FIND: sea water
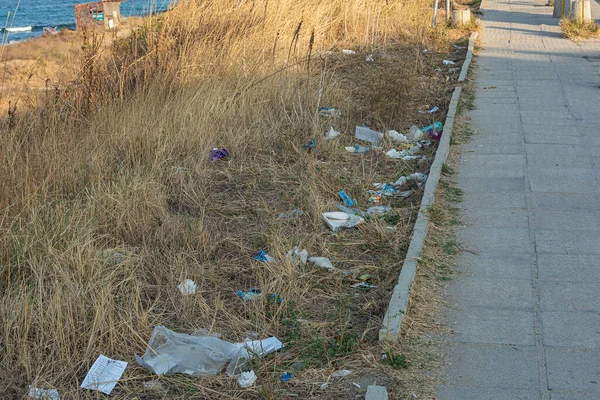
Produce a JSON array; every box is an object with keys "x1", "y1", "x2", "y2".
[{"x1": 0, "y1": 0, "x2": 171, "y2": 42}]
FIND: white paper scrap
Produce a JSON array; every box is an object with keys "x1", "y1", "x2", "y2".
[
  {"x1": 28, "y1": 386, "x2": 60, "y2": 400},
  {"x1": 80, "y1": 354, "x2": 128, "y2": 395},
  {"x1": 355, "y1": 126, "x2": 384, "y2": 144}
]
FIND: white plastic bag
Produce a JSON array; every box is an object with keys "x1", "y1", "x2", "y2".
[
  {"x1": 136, "y1": 326, "x2": 284, "y2": 378},
  {"x1": 135, "y1": 326, "x2": 239, "y2": 376},
  {"x1": 355, "y1": 126, "x2": 384, "y2": 144},
  {"x1": 308, "y1": 257, "x2": 334, "y2": 271},
  {"x1": 238, "y1": 370, "x2": 257, "y2": 388}
]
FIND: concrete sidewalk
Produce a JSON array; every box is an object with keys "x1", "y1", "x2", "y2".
[{"x1": 436, "y1": 0, "x2": 600, "y2": 399}]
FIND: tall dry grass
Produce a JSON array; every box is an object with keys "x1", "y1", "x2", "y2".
[{"x1": 0, "y1": 0, "x2": 453, "y2": 398}]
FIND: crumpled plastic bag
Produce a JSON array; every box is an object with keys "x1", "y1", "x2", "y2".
[
  {"x1": 135, "y1": 326, "x2": 283, "y2": 377},
  {"x1": 237, "y1": 370, "x2": 257, "y2": 388}
]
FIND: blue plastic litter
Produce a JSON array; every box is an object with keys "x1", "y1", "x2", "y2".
[
  {"x1": 338, "y1": 190, "x2": 355, "y2": 207},
  {"x1": 421, "y1": 121, "x2": 443, "y2": 134},
  {"x1": 236, "y1": 288, "x2": 262, "y2": 301},
  {"x1": 255, "y1": 250, "x2": 275, "y2": 263},
  {"x1": 280, "y1": 372, "x2": 292, "y2": 382},
  {"x1": 303, "y1": 139, "x2": 316, "y2": 150},
  {"x1": 381, "y1": 183, "x2": 399, "y2": 196}
]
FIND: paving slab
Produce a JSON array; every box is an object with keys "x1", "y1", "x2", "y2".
[
  {"x1": 541, "y1": 312, "x2": 600, "y2": 349},
  {"x1": 535, "y1": 229, "x2": 600, "y2": 254},
  {"x1": 536, "y1": 253, "x2": 600, "y2": 282},
  {"x1": 538, "y1": 281, "x2": 600, "y2": 312},
  {"x1": 437, "y1": 385, "x2": 542, "y2": 399},
  {"x1": 447, "y1": 276, "x2": 534, "y2": 309},
  {"x1": 545, "y1": 349, "x2": 600, "y2": 393},
  {"x1": 443, "y1": 343, "x2": 541, "y2": 389},
  {"x1": 447, "y1": 307, "x2": 536, "y2": 345},
  {"x1": 453, "y1": 253, "x2": 534, "y2": 280}
]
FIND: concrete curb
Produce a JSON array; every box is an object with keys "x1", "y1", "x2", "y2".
[
  {"x1": 379, "y1": 86, "x2": 462, "y2": 341},
  {"x1": 379, "y1": 27, "x2": 478, "y2": 342},
  {"x1": 458, "y1": 31, "x2": 478, "y2": 82}
]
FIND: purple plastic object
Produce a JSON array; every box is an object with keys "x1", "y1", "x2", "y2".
[{"x1": 210, "y1": 148, "x2": 229, "y2": 161}]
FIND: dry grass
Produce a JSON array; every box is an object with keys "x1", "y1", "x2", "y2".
[
  {"x1": 559, "y1": 17, "x2": 600, "y2": 40},
  {"x1": 0, "y1": 0, "x2": 470, "y2": 398}
]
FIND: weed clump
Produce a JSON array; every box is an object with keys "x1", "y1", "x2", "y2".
[{"x1": 560, "y1": 18, "x2": 600, "y2": 40}]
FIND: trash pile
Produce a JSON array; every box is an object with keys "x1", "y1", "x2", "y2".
[{"x1": 41, "y1": 98, "x2": 443, "y2": 398}]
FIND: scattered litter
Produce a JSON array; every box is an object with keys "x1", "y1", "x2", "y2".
[
  {"x1": 287, "y1": 247, "x2": 309, "y2": 265},
  {"x1": 368, "y1": 192, "x2": 382, "y2": 203},
  {"x1": 336, "y1": 204, "x2": 366, "y2": 217},
  {"x1": 322, "y1": 211, "x2": 364, "y2": 232},
  {"x1": 423, "y1": 48, "x2": 429, "y2": 53},
  {"x1": 385, "y1": 149, "x2": 421, "y2": 160},
  {"x1": 308, "y1": 257, "x2": 334, "y2": 271},
  {"x1": 448, "y1": 67, "x2": 460, "y2": 73},
  {"x1": 385, "y1": 130, "x2": 408, "y2": 143},
  {"x1": 280, "y1": 372, "x2": 292, "y2": 382},
  {"x1": 367, "y1": 205, "x2": 392, "y2": 215},
  {"x1": 345, "y1": 145, "x2": 370, "y2": 153},
  {"x1": 255, "y1": 250, "x2": 275, "y2": 263},
  {"x1": 238, "y1": 371, "x2": 257, "y2": 388},
  {"x1": 320, "y1": 383, "x2": 329, "y2": 390},
  {"x1": 291, "y1": 362, "x2": 305, "y2": 370},
  {"x1": 177, "y1": 279, "x2": 197, "y2": 295},
  {"x1": 28, "y1": 386, "x2": 59, "y2": 400},
  {"x1": 407, "y1": 125, "x2": 424, "y2": 141},
  {"x1": 355, "y1": 126, "x2": 384, "y2": 144},
  {"x1": 418, "y1": 105, "x2": 439, "y2": 114},
  {"x1": 236, "y1": 288, "x2": 262, "y2": 302},
  {"x1": 143, "y1": 380, "x2": 165, "y2": 390},
  {"x1": 421, "y1": 121, "x2": 443, "y2": 135},
  {"x1": 442, "y1": 60, "x2": 455, "y2": 65},
  {"x1": 331, "y1": 369, "x2": 353, "y2": 377},
  {"x1": 325, "y1": 126, "x2": 341, "y2": 140},
  {"x1": 366, "y1": 54, "x2": 374, "y2": 62},
  {"x1": 358, "y1": 274, "x2": 373, "y2": 282},
  {"x1": 392, "y1": 172, "x2": 428, "y2": 187},
  {"x1": 338, "y1": 190, "x2": 355, "y2": 207},
  {"x1": 279, "y1": 208, "x2": 304, "y2": 219},
  {"x1": 319, "y1": 107, "x2": 341, "y2": 117},
  {"x1": 135, "y1": 326, "x2": 283, "y2": 377},
  {"x1": 453, "y1": 44, "x2": 466, "y2": 49},
  {"x1": 352, "y1": 282, "x2": 378, "y2": 289},
  {"x1": 303, "y1": 139, "x2": 316, "y2": 150},
  {"x1": 483, "y1": 86, "x2": 497, "y2": 89},
  {"x1": 209, "y1": 148, "x2": 229, "y2": 162},
  {"x1": 172, "y1": 166, "x2": 188, "y2": 173},
  {"x1": 370, "y1": 183, "x2": 405, "y2": 198},
  {"x1": 353, "y1": 382, "x2": 361, "y2": 388},
  {"x1": 342, "y1": 49, "x2": 356, "y2": 55},
  {"x1": 80, "y1": 354, "x2": 128, "y2": 395}
]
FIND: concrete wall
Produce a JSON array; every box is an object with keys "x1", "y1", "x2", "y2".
[{"x1": 103, "y1": 2, "x2": 121, "y2": 29}]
